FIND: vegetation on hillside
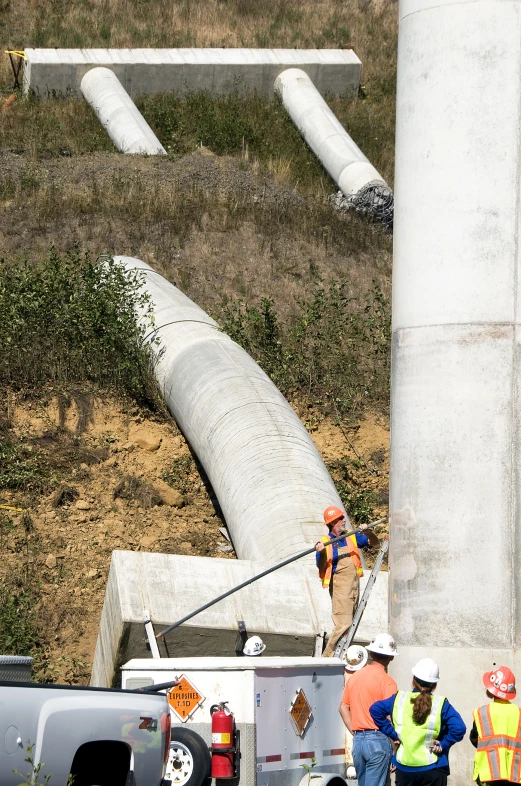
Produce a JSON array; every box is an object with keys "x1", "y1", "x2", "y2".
[
  {"x1": 0, "y1": 250, "x2": 165, "y2": 668},
  {"x1": 1, "y1": 1, "x2": 397, "y2": 189},
  {"x1": 0, "y1": 0, "x2": 397, "y2": 672},
  {"x1": 215, "y1": 279, "x2": 390, "y2": 418},
  {"x1": 0, "y1": 250, "x2": 161, "y2": 406}
]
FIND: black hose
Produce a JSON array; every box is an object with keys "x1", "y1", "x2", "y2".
[{"x1": 156, "y1": 517, "x2": 386, "y2": 638}]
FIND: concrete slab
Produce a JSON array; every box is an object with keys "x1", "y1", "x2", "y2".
[
  {"x1": 91, "y1": 550, "x2": 388, "y2": 687},
  {"x1": 23, "y1": 48, "x2": 361, "y2": 99}
]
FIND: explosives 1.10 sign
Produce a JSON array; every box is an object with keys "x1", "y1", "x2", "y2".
[{"x1": 167, "y1": 675, "x2": 205, "y2": 722}]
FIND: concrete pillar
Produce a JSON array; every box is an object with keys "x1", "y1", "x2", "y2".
[
  {"x1": 80, "y1": 67, "x2": 166, "y2": 155},
  {"x1": 274, "y1": 68, "x2": 393, "y2": 224},
  {"x1": 390, "y1": 1, "x2": 521, "y2": 782}
]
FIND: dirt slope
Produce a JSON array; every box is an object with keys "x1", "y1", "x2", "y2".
[{"x1": 0, "y1": 390, "x2": 388, "y2": 683}]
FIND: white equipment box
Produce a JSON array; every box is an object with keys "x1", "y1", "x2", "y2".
[{"x1": 121, "y1": 657, "x2": 348, "y2": 786}]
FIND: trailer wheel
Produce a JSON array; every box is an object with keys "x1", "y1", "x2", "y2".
[{"x1": 166, "y1": 727, "x2": 211, "y2": 786}]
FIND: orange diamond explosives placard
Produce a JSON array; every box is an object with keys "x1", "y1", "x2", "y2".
[
  {"x1": 290, "y1": 688, "x2": 312, "y2": 737},
  {"x1": 167, "y1": 674, "x2": 205, "y2": 722}
]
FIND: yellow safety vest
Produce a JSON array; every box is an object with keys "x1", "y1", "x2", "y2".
[
  {"x1": 473, "y1": 701, "x2": 521, "y2": 783},
  {"x1": 392, "y1": 691, "x2": 445, "y2": 767},
  {"x1": 318, "y1": 534, "x2": 363, "y2": 587}
]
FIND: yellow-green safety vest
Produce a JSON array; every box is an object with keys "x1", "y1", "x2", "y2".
[
  {"x1": 392, "y1": 691, "x2": 445, "y2": 767},
  {"x1": 473, "y1": 701, "x2": 521, "y2": 783}
]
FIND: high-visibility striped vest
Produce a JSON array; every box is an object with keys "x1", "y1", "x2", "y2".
[
  {"x1": 392, "y1": 691, "x2": 445, "y2": 767},
  {"x1": 318, "y1": 535, "x2": 364, "y2": 588},
  {"x1": 473, "y1": 701, "x2": 521, "y2": 783}
]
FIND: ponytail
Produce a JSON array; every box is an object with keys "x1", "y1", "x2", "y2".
[{"x1": 410, "y1": 678, "x2": 435, "y2": 725}]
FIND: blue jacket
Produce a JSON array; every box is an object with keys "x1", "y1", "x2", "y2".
[
  {"x1": 315, "y1": 532, "x2": 369, "y2": 574},
  {"x1": 369, "y1": 691, "x2": 466, "y2": 773}
]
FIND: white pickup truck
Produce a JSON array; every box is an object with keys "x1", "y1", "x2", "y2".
[{"x1": 0, "y1": 675, "x2": 175, "y2": 786}]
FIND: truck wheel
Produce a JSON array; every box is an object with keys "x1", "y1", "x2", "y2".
[{"x1": 166, "y1": 727, "x2": 211, "y2": 786}]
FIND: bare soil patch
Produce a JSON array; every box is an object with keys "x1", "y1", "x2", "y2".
[{"x1": 0, "y1": 390, "x2": 388, "y2": 683}]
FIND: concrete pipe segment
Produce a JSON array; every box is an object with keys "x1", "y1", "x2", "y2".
[
  {"x1": 390, "y1": 0, "x2": 521, "y2": 782},
  {"x1": 274, "y1": 68, "x2": 393, "y2": 224},
  {"x1": 114, "y1": 257, "x2": 343, "y2": 565},
  {"x1": 80, "y1": 67, "x2": 166, "y2": 155}
]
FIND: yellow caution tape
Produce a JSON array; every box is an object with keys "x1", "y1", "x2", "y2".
[
  {"x1": 0, "y1": 504, "x2": 24, "y2": 512},
  {"x1": 5, "y1": 50, "x2": 27, "y2": 60}
]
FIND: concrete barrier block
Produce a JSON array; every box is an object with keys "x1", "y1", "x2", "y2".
[
  {"x1": 91, "y1": 550, "x2": 388, "y2": 687},
  {"x1": 24, "y1": 48, "x2": 361, "y2": 99}
]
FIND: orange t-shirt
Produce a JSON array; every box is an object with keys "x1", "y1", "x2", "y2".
[{"x1": 341, "y1": 662, "x2": 398, "y2": 731}]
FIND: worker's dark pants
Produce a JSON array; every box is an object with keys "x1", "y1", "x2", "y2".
[
  {"x1": 477, "y1": 781, "x2": 516, "y2": 786},
  {"x1": 395, "y1": 766, "x2": 449, "y2": 786}
]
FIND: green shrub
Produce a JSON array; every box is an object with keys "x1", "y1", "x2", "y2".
[
  {"x1": 0, "y1": 250, "x2": 161, "y2": 408},
  {"x1": 163, "y1": 455, "x2": 196, "y2": 495},
  {"x1": 0, "y1": 579, "x2": 39, "y2": 656},
  {"x1": 327, "y1": 458, "x2": 377, "y2": 524},
  {"x1": 215, "y1": 279, "x2": 391, "y2": 417},
  {"x1": 138, "y1": 90, "x2": 329, "y2": 192},
  {"x1": 0, "y1": 438, "x2": 50, "y2": 492}
]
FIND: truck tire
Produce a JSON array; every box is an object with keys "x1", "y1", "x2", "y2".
[{"x1": 166, "y1": 727, "x2": 211, "y2": 786}]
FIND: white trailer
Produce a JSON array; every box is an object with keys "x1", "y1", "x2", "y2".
[{"x1": 121, "y1": 657, "x2": 349, "y2": 786}]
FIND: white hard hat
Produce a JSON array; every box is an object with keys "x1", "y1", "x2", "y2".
[
  {"x1": 243, "y1": 636, "x2": 266, "y2": 656},
  {"x1": 412, "y1": 658, "x2": 440, "y2": 684},
  {"x1": 343, "y1": 645, "x2": 368, "y2": 672},
  {"x1": 367, "y1": 633, "x2": 398, "y2": 658}
]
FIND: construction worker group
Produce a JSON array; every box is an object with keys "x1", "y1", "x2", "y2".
[
  {"x1": 316, "y1": 505, "x2": 521, "y2": 786},
  {"x1": 339, "y1": 635, "x2": 520, "y2": 786}
]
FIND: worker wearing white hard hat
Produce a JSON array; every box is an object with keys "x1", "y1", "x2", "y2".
[
  {"x1": 339, "y1": 633, "x2": 398, "y2": 786},
  {"x1": 367, "y1": 633, "x2": 399, "y2": 658},
  {"x1": 370, "y1": 658, "x2": 466, "y2": 786},
  {"x1": 243, "y1": 636, "x2": 266, "y2": 656},
  {"x1": 343, "y1": 645, "x2": 368, "y2": 674}
]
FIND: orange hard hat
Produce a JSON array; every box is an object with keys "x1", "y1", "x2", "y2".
[
  {"x1": 483, "y1": 666, "x2": 516, "y2": 700},
  {"x1": 323, "y1": 506, "x2": 345, "y2": 527}
]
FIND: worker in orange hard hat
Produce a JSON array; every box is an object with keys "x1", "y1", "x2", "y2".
[
  {"x1": 316, "y1": 505, "x2": 378, "y2": 657},
  {"x1": 470, "y1": 666, "x2": 521, "y2": 785}
]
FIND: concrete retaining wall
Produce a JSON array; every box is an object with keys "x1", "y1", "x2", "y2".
[
  {"x1": 24, "y1": 48, "x2": 361, "y2": 99},
  {"x1": 91, "y1": 551, "x2": 389, "y2": 687}
]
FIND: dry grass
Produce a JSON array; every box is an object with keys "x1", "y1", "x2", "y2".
[
  {"x1": 1, "y1": 0, "x2": 397, "y2": 186},
  {"x1": 113, "y1": 475, "x2": 163, "y2": 509},
  {"x1": 0, "y1": 150, "x2": 392, "y2": 320},
  {"x1": 2, "y1": 1, "x2": 396, "y2": 64},
  {"x1": 0, "y1": 96, "x2": 112, "y2": 156}
]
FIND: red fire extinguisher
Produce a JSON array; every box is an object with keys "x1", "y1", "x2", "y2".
[{"x1": 210, "y1": 701, "x2": 237, "y2": 779}]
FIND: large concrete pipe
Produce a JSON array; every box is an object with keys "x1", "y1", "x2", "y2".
[
  {"x1": 114, "y1": 257, "x2": 343, "y2": 565},
  {"x1": 81, "y1": 67, "x2": 166, "y2": 155},
  {"x1": 390, "y1": 1, "x2": 521, "y2": 781},
  {"x1": 274, "y1": 68, "x2": 393, "y2": 225}
]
